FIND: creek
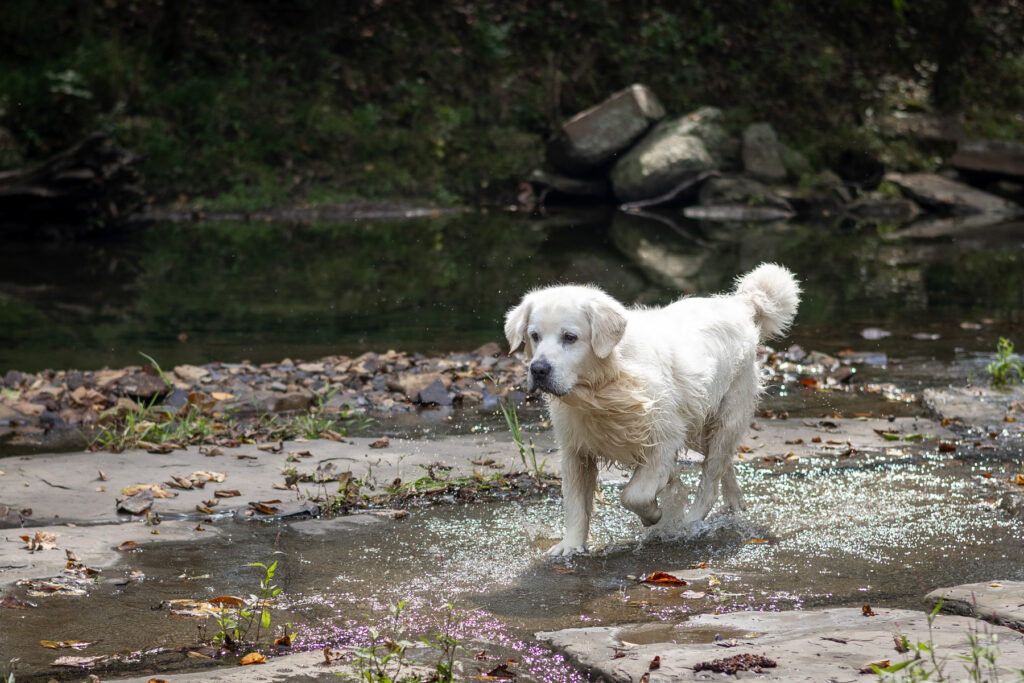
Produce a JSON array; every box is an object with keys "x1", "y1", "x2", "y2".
[{"x1": 2, "y1": 209, "x2": 1023, "y2": 681}]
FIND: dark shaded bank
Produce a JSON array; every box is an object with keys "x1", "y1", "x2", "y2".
[{"x1": 1, "y1": 1, "x2": 1022, "y2": 208}]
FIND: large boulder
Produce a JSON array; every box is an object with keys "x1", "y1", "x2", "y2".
[
  {"x1": 609, "y1": 108, "x2": 729, "y2": 202},
  {"x1": 951, "y1": 139, "x2": 1024, "y2": 179},
  {"x1": 547, "y1": 84, "x2": 665, "y2": 175},
  {"x1": 885, "y1": 172, "x2": 1023, "y2": 216},
  {"x1": 742, "y1": 122, "x2": 787, "y2": 181}
]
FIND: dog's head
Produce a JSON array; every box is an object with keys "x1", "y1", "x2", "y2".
[{"x1": 504, "y1": 285, "x2": 627, "y2": 395}]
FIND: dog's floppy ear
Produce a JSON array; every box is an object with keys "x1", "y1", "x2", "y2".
[
  {"x1": 504, "y1": 298, "x2": 532, "y2": 354},
  {"x1": 588, "y1": 297, "x2": 626, "y2": 359}
]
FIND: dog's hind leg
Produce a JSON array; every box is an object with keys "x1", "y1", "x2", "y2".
[
  {"x1": 548, "y1": 452, "x2": 599, "y2": 556},
  {"x1": 621, "y1": 452, "x2": 674, "y2": 526},
  {"x1": 721, "y1": 461, "x2": 745, "y2": 512},
  {"x1": 686, "y1": 407, "x2": 750, "y2": 523}
]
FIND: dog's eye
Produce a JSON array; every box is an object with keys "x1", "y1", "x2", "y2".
[
  {"x1": 530, "y1": 331, "x2": 540, "y2": 343},
  {"x1": 562, "y1": 332, "x2": 578, "y2": 345}
]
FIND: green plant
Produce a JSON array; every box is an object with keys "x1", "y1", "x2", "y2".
[
  {"x1": 874, "y1": 598, "x2": 1024, "y2": 682},
  {"x1": 499, "y1": 398, "x2": 546, "y2": 480},
  {"x1": 211, "y1": 560, "x2": 283, "y2": 651},
  {"x1": 987, "y1": 337, "x2": 1023, "y2": 388},
  {"x1": 344, "y1": 601, "x2": 417, "y2": 682},
  {"x1": 341, "y1": 600, "x2": 463, "y2": 683}
]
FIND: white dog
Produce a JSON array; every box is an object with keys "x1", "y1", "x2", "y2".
[{"x1": 504, "y1": 263, "x2": 800, "y2": 556}]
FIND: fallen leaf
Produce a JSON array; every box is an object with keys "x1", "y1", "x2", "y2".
[
  {"x1": 196, "y1": 505, "x2": 215, "y2": 514},
  {"x1": 117, "y1": 540, "x2": 139, "y2": 551},
  {"x1": 473, "y1": 663, "x2": 516, "y2": 679},
  {"x1": 642, "y1": 571, "x2": 687, "y2": 586},
  {"x1": 97, "y1": 470, "x2": 109, "y2": 481},
  {"x1": 1, "y1": 595, "x2": 31, "y2": 609},
  {"x1": 258, "y1": 442, "x2": 283, "y2": 453},
  {"x1": 649, "y1": 655, "x2": 661, "y2": 670},
  {"x1": 211, "y1": 392, "x2": 234, "y2": 401},
  {"x1": 743, "y1": 538, "x2": 768, "y2": 544},
  {"x1": 214, "y1": 488, "x2": 241, "y2": 498},
  {"x1": 53, "y1": 654, "x2": 107, "y2": 667},
  {"x1": 22, "y1": 531, "x2": 59, "y2": 551},
  {"x1": 369, "y1": 436, "x2": 390, "y2": 448},
  {"x1": 860, "y1": 659, "x2": 890, "y2": 673},
  {"x1": 274, "y1": 634, "x2": 292, "y2": 647},
  {"x1": 40, "y1": 639, "x2": 96, "y2": 649},
  {"x1": 209, "y1": 596, "x2": 245, "y2": 607},
  {"x1": 248, "y1": 501, "x2": 280, "y2": 515},
  {"x1": 200, "y1": 445, "x2": 224, "y2": 456},
  {"x1": 120, "y1": 483, "x2": 175, "y2": 498},
  {"x1": 239, "y1": 652, "x2": 266, "y2": 665},
  {"x1": 862, "y1": 604, "x2": 877, "y2": 617}
]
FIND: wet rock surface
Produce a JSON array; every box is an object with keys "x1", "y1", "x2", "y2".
[{"x1": 537, "y1": 605, "x2": 1024, "y2": 682}]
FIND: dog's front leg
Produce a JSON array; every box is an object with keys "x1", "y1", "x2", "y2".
[
  {"x1": 621, "y1": 453, "x2": 674, "y2": 526},
  {"x1": 547, "y1": 452, "x2": 598, "y2": 557}
]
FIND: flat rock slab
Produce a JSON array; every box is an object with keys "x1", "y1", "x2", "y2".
[
  {"x1": 952, "y1": 139, "x2": 1024, "y2": 178},
  {"x1": 886, "y1": 172, "x2": 1023, "y2": 216},
  {"x1": 0, "y1": 434, "x2": 550, "y2": 529},
  {"x1": 1, "y1": 520, "x2": 225, "y2": 589},
  {"x1": 537, "y1": 607, "x2": 1024, "y2": 682},
  {"x1": 927, "y1": 580, "x2": 1024, "y2": 631},
  {"x1": 923, "y1": 384, "x2": 1024, "y2": 429}
]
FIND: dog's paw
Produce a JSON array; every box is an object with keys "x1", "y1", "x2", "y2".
[{"x1": 546, "y1": 540, "x2": 586, "y2": 557}]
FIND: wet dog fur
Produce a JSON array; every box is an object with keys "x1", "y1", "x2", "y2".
[{"x1": 504, "y1": 263, "x2": 800, "y2": 556}]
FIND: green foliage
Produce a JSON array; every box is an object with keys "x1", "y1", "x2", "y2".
[
  {"x1": 211, "y1": 560, "x2": 283, "y2": 652},
  {"x1": 499, "y1": 398, "x2": 546, "y2": 479},
  {"x1": 2, "y1": 0, "x2": 1021, "y2": 204},
  {"x1": 987, "y1": 337, "x2": 1023, "y2": 388},
  {"x1": 340, "y1": 601, "x2": 462, "y2": 683},
  {"x1": 874, "y1": 599, "x2": 1024, "y2": 682}
]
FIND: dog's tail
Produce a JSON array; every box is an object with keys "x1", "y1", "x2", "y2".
[{"x1": 733, "y1": 263, "x2": 800, "y2": 340}]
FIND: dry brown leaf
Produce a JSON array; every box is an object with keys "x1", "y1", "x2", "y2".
[
  {"x1": 239, "y1": 652, "x2": 266, "y2": 665},
  {"x1": 642, "y1": 571, "x2": 687, "y2": 586},
  {"x1": 22, "y1": 531, "x2": 59, "y2": 551},
  {"x1": 116, "y1": 540, "x2": 139, "y2": 551},
  {"x1": 214, "y1": 488, "x2": 241, "y2": 498}
]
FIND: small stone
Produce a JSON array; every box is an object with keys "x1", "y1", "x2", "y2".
[
  {"x1": 173, "y1": 364, "x2": 210, "y2": 383},
  {"x1": 417, "y1": 379, "x2": 452, "y2": 406}
]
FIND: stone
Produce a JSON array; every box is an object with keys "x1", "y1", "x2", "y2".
[
  {"x1": 742, "y1": 122, "x2": 787, "y2": 181},
  {"x1": 472, "y1": 342, "x2": 502, "y2": 358},
  {"x1": 846, "y1": 197, "x2": 921, "y2": 222},
  {"x1": 272, "y1": 392, "x2": 313, "y2": 413},
  {"x1": 527, "y1": 168, "x2": 611, "y2": 200},
  {"x1": 547, "y1": 84, "x2": 666, "y2": 174},
  {"x1": 952, "y1": 139, "x2": 1024, "y2": 179},
  {"x1": 926, "y1": 580, "x2": 1024, "y2": 631},
  {"x1": 536, "y1": 607, "x2": 1024, "y2": 683},
  {"x1": 878, "y1": 111, "x2": 965, "y2": 142},
  {"x1": 693, "y1": 176, "x2": 794, "y2": 222},
  {"x1": 3, "y1": 369, "x2": 23, "y2": 387},
  {"x1": 172, "y1": 364, "x2": 210, "y2": 383},
  {"x1": 417, "y1": 378, "x2": 452, "y2": 406},
  {"x1": 395, "y1": 372, "x2": 449, "y2": 402},
  {"x1": 115, "y1": 372, "x2": 169, "y2": 400},
  {"x1": 610, "y1": 116, "x2": 717, "y2": 202},
  {"x1": 885, "y1": 172, "x2": 1023, "y2": 216}
]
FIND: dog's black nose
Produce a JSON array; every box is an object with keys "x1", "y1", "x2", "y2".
[{"x1": 530, "y1": 360, "x2": 552, "y2": 381}]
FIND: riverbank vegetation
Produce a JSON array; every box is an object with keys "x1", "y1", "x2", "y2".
[{"x1": 1, "y1": 1, "x2": 1022, "y2": 208}]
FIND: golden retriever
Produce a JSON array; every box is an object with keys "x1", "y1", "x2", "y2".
[{"x1": 504, "y1": 263, "x2": 800, "y2": 556}]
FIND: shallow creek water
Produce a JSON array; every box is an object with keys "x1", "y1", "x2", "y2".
[
  {"x1": 4, "y1": 439, "x2": 1023, "y2": 680},
  {"x1": 3, "y1": 211, "x2": 1024, "y2": 679}
]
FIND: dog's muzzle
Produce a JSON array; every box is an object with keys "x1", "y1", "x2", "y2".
[{"x1": 529, "y1": 359, "x2": 566, "y2": 395}]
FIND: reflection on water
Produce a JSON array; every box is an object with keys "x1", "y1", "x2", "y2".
[{"x1": 1, "y1": 209, "x2": 1022, "y2": 374}]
